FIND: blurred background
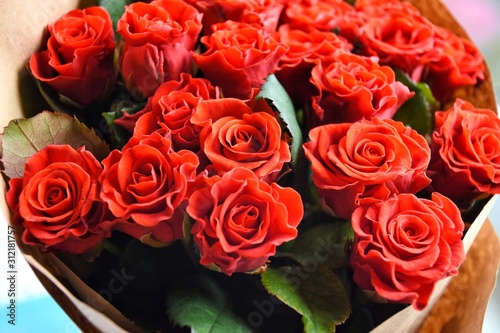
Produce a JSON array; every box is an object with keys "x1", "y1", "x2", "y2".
[{"x1": 0, "y1": 0, "x2": 499, "y2": 332}]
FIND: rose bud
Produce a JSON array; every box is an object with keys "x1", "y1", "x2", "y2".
[{"x1": 117, "y1": 0, "x2": 203, "y2": 100}]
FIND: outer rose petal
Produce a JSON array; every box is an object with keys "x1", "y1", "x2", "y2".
[{"x1": 187, "y1": 168, "x2": 303, "y2": 275}]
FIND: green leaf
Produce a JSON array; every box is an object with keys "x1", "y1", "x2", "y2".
[
  {"x1": 257, "y1": 74, "x2": 303, "y2": 169},
  {"x1": 291, "y1": 221, "x2": 353, "y2": 269},
  {"x1": 261, "y1": 266, "x2": 351, "y2": 333},
  {"x1": 166, "y1": 274, "x2": 252, "y2": 333},
  {"x1": 103, "y1": 110, "x2": 132, "y2": 151},
  {"x1": 393, "y1": 70, "x2": 439, "y2": 136},
  {"x1": 99, "y1": 0, "x2": 133, "y2": 33},
  {"x1": 1, "y1": 111, "x2": 110, "y2": 179},
  {"x1": 102, "y1": 84, "x2": 146, "y2": 150}
]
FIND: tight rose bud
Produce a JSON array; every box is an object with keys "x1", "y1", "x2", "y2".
[{"x1": 117, "y1": 0, "x2": 203, "y2": 100}]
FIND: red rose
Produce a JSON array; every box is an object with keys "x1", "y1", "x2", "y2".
[
  {"x1": 355, "y1": 0, "x2": 419, "y2": 15},
  {"x1": 303, "y1": 118, "x2": 431, "y2": 219},
  {"x1": 99, "y1": 133, "x2": 199, "y2": 245},
  {"x1": 357, "y1": 8, "x2": 442, "y2": 80},
  {"x1": 275, "y1": 24, "x2": 352, "y2": 70},
  {"x1": 350, "y1": 193, "x2": 465, "y2": 310},
  {"x1": 310, "y1": 51, "x2": 413, "y2": 125},
  {"x1": 193, "y1": 20, "x2": 287, "y2": 99},
  {"x1": 427, "y1": 99, "x2": 500, "y2": 207},
  {"x1": 274, "y1": 24, "x2": 352, "y2": 108},
  {"x1": 116, "y1": 73, "x2": 220, "y2": 155},
  {"x1": 187, "y1": 168, "x2": 303, "y2": 275},
  {"x1": 187, "y1": 0, "x2": 284, "y2": 34},
  {"x1": 6, "y1": 145, "x2": 111, "y2": 254},
  {"x1": 283, "y1": 0, "x2": 356, "y2": 34},
  {"x1": 191, "y1": 96, "x2": 291, "y2": 183},
  {"x1": 28, "y1": 6, "x2": 116, "y2": 107},
  {"x1": 426, "y1": 28, "x2": 485, "y2": 101},
  {"x1": 117, "y1": 0, "x2": 202, "y2": 99}
]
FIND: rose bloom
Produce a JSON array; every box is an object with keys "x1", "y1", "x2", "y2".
[
  {"x1": 191, "y1": 95, "x2": 291, "y2": 183},
  {"x1": 187, "y1": 168, "x2": 303, "y2": 275},
  {"x1": 357, "y1": 8, "x2": 442, "y2": 80},
  {"x1": 283, "y1": 0, "x2": 355, "y2": 32},
  {"x1": 117, "y1": 0, "x2": 202, "y2": 99},
  {"x1": 426, "y1": 28, "x2": 485, "y2": 101},
  {"x1": 427, "y1": 99, "x2": 500, "y2": 208},
  {"x1": 29, "y1": 6, "x2": 116, "y2": 107},
  {"x1": 274, "y1": 24, "x2": 352, "y2": 108},
  {"x1": 283, "y1": 0, "x2": 362, "y2": 42},
  {"x1": 6, "y1": 145, "x2": 112, "y2": 254},
  {"x1": 99, "y1": 133, "x2": 199, "y2": 245},
  {"x1": 355, "y1": 0, "x2": 420, "y2": 16},
  {"x1": 310, "y1": 51, "x2": 414, "y2": 125},
  {"x1": 193, "y1": 20, "x2": 287, "y2": 99},
  {"x1": 186, "y1": 0, "x2": 284, "y2": 35},
  {"x1": 275, "y1": 24, "x2": 352, "y2": 70},
  {"x1": 303, "y1": 118, "x2": 431, "y2": 219},
  {"x1": 350, "y1": 193, "x2": 465, "y2": 310},
  {"x1": 115, "y1": 73, "x2": 219, "y2": 154}
]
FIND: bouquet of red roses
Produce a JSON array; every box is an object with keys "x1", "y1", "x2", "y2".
[{"x1": 1, "y1": 0, "x2": 498, "y2": 332}]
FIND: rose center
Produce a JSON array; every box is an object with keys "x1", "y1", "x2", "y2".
[
  {"x1": 233, "y1": 130, "x2": 252, "y2": 144},
  {"x1": 46, "y1": 186, "x2": 67, "y2": 206},
  {"x1": 386, "y1": 214, "x2": 433, "y2": 259},
  {"x1": 355, "y1": 140, "x2": 385, "y2": 166},
  {"x1": 225, "y1": 123, "x2": 264, "y2": 154},
  {"x1": 232, "y1": 204, "x2": 260, "y2": 229},
  {"x1": 128, "y1": 162, "x2": 166, "y2": 200}
]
